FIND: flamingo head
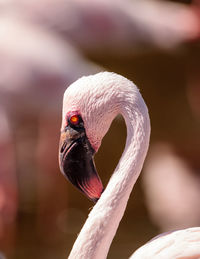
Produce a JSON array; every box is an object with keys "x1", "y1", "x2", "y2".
[{"x1": 59, "y1": 72, "x2": 131, "y2": 202}]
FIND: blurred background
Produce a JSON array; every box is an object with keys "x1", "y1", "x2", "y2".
[{"x1": 0, "y1": 0, "x2": 200, "y2": 258}]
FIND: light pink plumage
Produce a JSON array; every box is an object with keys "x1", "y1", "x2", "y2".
[
  {"x1": 131, "y1": 227, "x2": 200, "y2": 259},
  {"x1": 7, "y1": 0, "x2": 200, "y2": 51},
  {"x1": 60, "y1": 72, "x2": 200, "y2": 259}
]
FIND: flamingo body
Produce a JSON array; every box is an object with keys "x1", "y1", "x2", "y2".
[{"x1": 131, "y1": 227, "x2": 200, "y2": 259}]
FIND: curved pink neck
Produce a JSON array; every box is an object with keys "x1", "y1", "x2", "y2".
[{"x1": 69, "y1": 94, "x2": 150, "y2": 259}]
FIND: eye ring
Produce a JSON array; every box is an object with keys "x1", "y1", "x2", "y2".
[
  {"x1": 67, "y1": 112, "x2": 84, "y2": 128},
  {"x1": 69, "y1": 114, "x2": 80, "y2": 125}
]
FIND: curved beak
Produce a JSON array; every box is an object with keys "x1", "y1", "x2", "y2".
[{"x1": 59, "y1": 127, "x2": 103, "y2": 202}]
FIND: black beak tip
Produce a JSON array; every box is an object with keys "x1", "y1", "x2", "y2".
[{"x1": 59, "y1": 127, "x2": 104, "y2": 203}]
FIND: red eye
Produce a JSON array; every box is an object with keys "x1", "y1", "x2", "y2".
[{"x1": 69, "y1": 115, "x2": 79, "y2": 125}]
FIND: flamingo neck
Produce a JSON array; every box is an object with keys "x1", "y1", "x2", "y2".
[{"x1": 69, "y1": 93, "x2": 150, "y2": 259}]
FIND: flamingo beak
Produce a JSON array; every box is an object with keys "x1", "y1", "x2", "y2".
[{"x1": 59, "y1": 127, "x2": 103, "y2": 202}]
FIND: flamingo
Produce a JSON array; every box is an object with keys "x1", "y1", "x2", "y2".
[
  {"x1": 1, "y1": 0, "x2": 200, "y2": 53},
  {"x1": 59, "y1": 72, "x2": 200, "y2": 258},
  {"x1": 0, "y1": 13, "x2": 100, "y2": 250}
]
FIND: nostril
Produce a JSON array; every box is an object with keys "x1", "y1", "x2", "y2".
[{"x1": 60, "y1": 141, "x2": 67, "y2": 153}]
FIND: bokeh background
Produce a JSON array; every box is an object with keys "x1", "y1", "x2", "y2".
[{"x1": 0, "y1": 0, "x2": 200, "y2": 258}]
